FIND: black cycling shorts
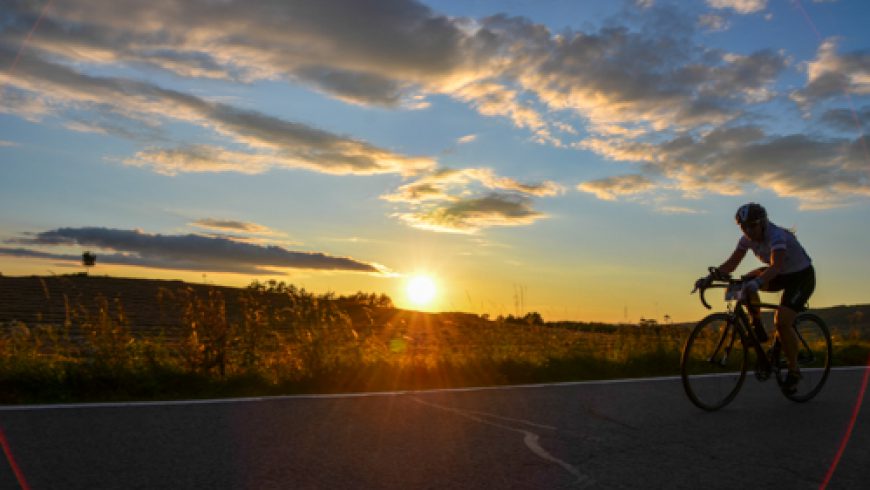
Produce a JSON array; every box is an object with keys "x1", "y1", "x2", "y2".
[{"x1": 754, "y1": 265, "x2": 816, "y2": 312}]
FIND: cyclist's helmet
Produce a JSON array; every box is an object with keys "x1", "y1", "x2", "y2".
[{"x1": 735, "y1": 202, "x2": 767, "y2": 226}]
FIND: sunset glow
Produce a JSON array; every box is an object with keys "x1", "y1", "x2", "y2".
[
  {"x1": 1, "y1": 0, "x2": 868, "y2": 323},
  {"x1": 406, "y1": 275, "x2": 437, "y2": 308}
]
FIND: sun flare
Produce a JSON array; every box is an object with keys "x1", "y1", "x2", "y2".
[{"x1": 406, "y1": 275, "x2": 437, "y2": 307}]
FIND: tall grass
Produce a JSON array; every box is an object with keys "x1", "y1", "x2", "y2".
[{"x1": 1, "y1": 282, "x2": 867, "y2": 403}]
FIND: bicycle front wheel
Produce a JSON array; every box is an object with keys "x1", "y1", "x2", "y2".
[
  {"x1": 775, "y1": 313, "x2": 832, "y2": 402},
  {"x1": 681, "y1": 313, "x2": 748, "y2": 411}
]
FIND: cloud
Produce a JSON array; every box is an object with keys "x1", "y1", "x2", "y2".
[
  {"x1": 495, "y1": 14, "x2": 787, "y2": 138},
  {"x1": 0, "y1": 140, "x2": 18, "y2": 147},
  {"x1": 706, "y1": 0, "x2": 767, "y2": 14},
  {"x1": 791, "y1": 39, "x2": 870, "y2": 109},
  {"x1": 698, "y1": 14, "x2": 730, "y2": 32},
  {"x1": 585, "y1": 125, "x2": 870, "y2": 207},
  {"x1": 1, "y1": 0, "x2": 864, "y2": 210},
  {"x1": 292, "y1": 65, "x2": 408, "y2": 106},
  {"x1": 122, "y1": 142, "x2": 433, "y2": 177},
  {"x1": 382, "y1": 167, "x2": 560, "y2": 232},
  {"x1": 819, "y1": 106, "x2": 870, "y2": 132},
  {"x1": 451, "y1": 80, "x2": 549, "y2": 139},
  {"x1": 0, "y1": 248, "x2": 73, "y2": 262},
  {"x1": 382, "y1": 167, "x2": 563, "y2": 204},
  {"x1": 2, "y1": 0, "x2": 791, "y2": 148},
  {"x1": 5, "y1": 227, "x2": 384, "y2": 275},
  {"x1": 457, "y1": 134, "x2": 478, "y2": 144},
  {"x1": 0, "y1": 46, "x2": 435, "y2": 177},
  {"x1": 573, "y1": 137, "x2": 657, "y2": 163},
  {"x1": 658, "y1": 206, "x2": 702, "y2": 214},
  {"x1": 0, "y1": 87, "x2": 51, "y2": 121},
  {"x1": 394, "y1": 193, "x2": 546, "y2": 234},
  {"x1": 2, "y1": 0, "x2": 482, "y2": 106},
  {"x1": 577, "y1": 174, "x2": 656, "y2": 201},
  {"x1": 190, "y1": 219, "x2": 276, "y2": 235}
]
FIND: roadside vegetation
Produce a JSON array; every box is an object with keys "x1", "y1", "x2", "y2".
[{"x1": 1, "y1": 277, "x2": 868, "y2": 404}]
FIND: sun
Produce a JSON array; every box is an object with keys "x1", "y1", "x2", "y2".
[{"x1": 406, "y1": 275, "x2": 437, "y2": 307}]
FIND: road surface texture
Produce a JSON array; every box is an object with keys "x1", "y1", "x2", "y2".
[{"x1": 1, "y1": 369, "x2": 867, "y2": 489}]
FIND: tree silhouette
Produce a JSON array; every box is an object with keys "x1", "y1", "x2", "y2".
[{"x1": 82, "y1": 251, "x2": 96, "y2": 274}]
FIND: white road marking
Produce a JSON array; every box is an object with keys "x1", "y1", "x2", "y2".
[
  {"x1": 410, "y1": 396, "x2": 593, "y2": 488},
  {"x1": 0, "y1": 367, "x2": 865, "y2": 412}
]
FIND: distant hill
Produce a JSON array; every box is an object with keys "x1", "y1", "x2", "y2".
[
  {"x1": 0, "y1": 274, "x2": 232, "y2": 335},
  {"x1": 0, "y1": 274, "x2": 868, "y2": 338},
  {"x1": 0, "y1": 274, "x2": 489, "y2": 342}
]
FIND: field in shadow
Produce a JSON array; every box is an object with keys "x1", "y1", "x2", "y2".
[{"x1": 1, "y1": 275, "x2": 867, "y2": 403}]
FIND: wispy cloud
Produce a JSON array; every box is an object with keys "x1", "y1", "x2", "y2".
[
  {"x1": 577, "y1": 174, "x2": 656, "y2": 201},
  {"x1": 706, "y1": 0, "x2": 767, "y2": 14},
  {"x1": 457, "y1": 134, "x2": 478, "y2": 144},
  {"x1": 190, "y1": 219, "x2": 276, "y2": 236},
  {"x1": 698, "y1": 14, "x2": 730, "y2": 32},
  {"x1": 0, "y1": 46, "x2": 435, "y2": 177},
  {"x1": 4, "y1": 227, "x2": 385, "y2": 275},
  {"x1": 658, "y1": 205, "x2": 702, "y2": 215}
]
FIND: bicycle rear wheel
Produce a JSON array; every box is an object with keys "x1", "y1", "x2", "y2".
[
  {"x1": 681, "y1": 313, "x2": 748, "y2": 411},
  {"x1": 775, "y1": 313, "x2": 832, "y2": 402}
]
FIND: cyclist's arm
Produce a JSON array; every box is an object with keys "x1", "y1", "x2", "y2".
[{"x1": 717, "y1": 247, "x2": 747, "y2": 274}]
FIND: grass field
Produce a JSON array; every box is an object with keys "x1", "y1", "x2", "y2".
[{"x1": 1, "y1": 276, "x2": 868, "y2": 404}]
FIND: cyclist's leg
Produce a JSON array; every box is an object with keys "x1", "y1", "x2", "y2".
[
  {"x1": 775, "y1": 306, "x2": 800, "y2": 372},
  {"x1": 775, "y1": 266, "x2": 816, "y2": 374}
]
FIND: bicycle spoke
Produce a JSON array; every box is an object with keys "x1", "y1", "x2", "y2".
[{"x1": 682, "y1": 314, "x2": 747, "y2": 411}]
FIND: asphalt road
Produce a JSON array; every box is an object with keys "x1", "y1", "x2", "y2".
[{"x1": 1, "y1": 368, "x2": 868, "y2": 489}]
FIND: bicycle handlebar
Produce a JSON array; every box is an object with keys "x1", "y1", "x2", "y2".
[{"x1": 692, "y1": 266, "x2": 742, "y2": 310}]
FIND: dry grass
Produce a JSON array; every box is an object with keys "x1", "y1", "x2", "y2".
[{"x1": 1, "y1": 277, "x2": 867, "y2": 403}]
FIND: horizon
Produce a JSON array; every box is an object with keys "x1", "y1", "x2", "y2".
[
  {"x1": 2, "y1": 0, "x2": 869, "y2": 323},
  {"x1": 2, "y1": 272, "x2": 867, "y2": 327}
]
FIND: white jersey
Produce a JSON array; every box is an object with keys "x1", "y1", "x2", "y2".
[{"x1": 737, "y1": 221, "x2": 812, "y2": 274}]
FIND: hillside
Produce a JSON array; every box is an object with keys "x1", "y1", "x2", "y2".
[{"x1": 1, "y1": 274, "x2": 868, "y2": 337}]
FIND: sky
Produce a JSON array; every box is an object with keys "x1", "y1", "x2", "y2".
[{"x1": 1, "y1": 0, "x2": 868, "y2": 323}]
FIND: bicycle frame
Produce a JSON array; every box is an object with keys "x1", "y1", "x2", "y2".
[
  {"x1": 698, "y1": 279, "x2": 781, "y2": 377},
  {"x1": 735, "y1": 297, "x2": 779, "y2": 374}
]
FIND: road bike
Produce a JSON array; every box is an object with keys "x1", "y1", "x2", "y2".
[{"x1": 681, "y1": 268, "x2": 832, "y2": 411}]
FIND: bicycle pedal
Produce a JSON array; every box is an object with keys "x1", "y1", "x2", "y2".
[{"x1": 754, "y1": 362, "x2": 772, "y2": 381}]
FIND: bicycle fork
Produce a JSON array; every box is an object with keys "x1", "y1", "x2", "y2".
[{"x1": 708, "y1": 322, "x2": 740, "y2": 366}]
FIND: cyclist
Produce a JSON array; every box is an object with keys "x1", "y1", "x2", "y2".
[{"x1": 697, "y1": 203, "x2": 815, "y2": 394}]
